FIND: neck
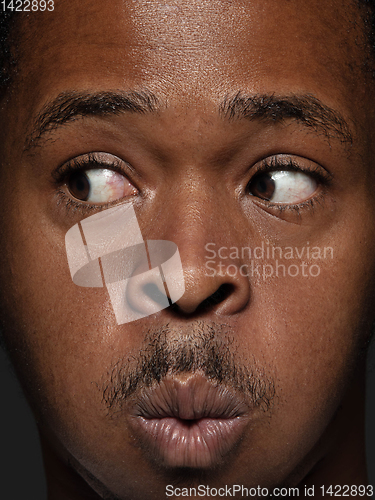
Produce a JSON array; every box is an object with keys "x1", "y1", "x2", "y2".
[
  {"x1": 40, "y1": 433, "x2": 102, "y2": 500},
  {"x1": 299, "y1": 367, "x2": 368, "y2": 497}
]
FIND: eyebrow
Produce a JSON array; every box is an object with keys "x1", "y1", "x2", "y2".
[
  {"x1": 219, "y1": 91, "x2": 353, "y2": 144},
  {"x1": 25, "y1": 89, "x2": 161, "y2": 150},
  {"x1": 25, "y1": 89, "x2": 353, "y2": 150}
]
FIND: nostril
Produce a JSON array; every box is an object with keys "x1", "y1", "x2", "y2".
[
  {"x1": 171, "y1": 284, "x2": 234, "y2": 315},
  {"x1": 198, "y1": 284, "x2": 234, "y2": 312}
]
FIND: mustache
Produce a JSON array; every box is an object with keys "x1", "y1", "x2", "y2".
[{"x1": 101, "y1": 321, "x2": 276, "y2": 413}]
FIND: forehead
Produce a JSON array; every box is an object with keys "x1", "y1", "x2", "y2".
[{"x1": 13, "y1": 0, "x2": 365, "y2": 120}]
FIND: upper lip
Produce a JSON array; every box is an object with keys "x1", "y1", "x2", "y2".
[{"x1": 130, "y1": 372, "x2": 250, "y2": 420}]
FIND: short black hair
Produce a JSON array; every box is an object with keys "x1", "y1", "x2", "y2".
[
  {"x1": 360, "y1": 1, "x2": 375, "y2": 70},
  {"x1": 1, "y1": 3, "x2": 375, "y2": 97},
  {"x1": 0, "y1": 11, "x2": 17, "y2": 95}
]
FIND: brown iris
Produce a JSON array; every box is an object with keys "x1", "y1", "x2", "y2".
[
  {"x1": 67, "y1": 172, "x2": 90, "y2": 201},
  {"x1": 248, "y1": 173, "x2": 276, "y2": 201}
]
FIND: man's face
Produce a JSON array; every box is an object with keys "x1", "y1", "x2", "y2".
[{"x1": 1, "y1": 0, "x2": 375, "y2": 498}]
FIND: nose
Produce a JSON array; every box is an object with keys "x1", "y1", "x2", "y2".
[
  {"x1": 172, "y1": 252, "x2": 250, "y2": 316},
  {"x1": 154, "y1": 194, "x2": 252, "y2": 317}
]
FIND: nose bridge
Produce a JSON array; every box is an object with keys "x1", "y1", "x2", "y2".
[{"x1": 164, "y1": 177, "x2": 230, "y2": 261}]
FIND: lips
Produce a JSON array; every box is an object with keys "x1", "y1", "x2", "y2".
[{"x1": 128, "y1": 372, "x2": 250, "y2": 468}]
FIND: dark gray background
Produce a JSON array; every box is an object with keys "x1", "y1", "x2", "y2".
[{"x1": 1, "y1": 341, "x2": 375, "y2": 499}]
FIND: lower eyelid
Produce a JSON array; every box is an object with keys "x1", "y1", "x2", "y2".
[
  {"x1": 55, "y1": 189, "x2": 100, "y2": 217},
  {"x1": 265, "y1": 188, "x2": 327, "y2": 217}
]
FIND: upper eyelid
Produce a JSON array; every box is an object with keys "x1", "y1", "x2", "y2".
[
  {"x1": 52, "y1": 152, "x2": 135, "y2": 183},
  {"x1": 255, "y1": 155, "x2": 333, "y2": 183}
]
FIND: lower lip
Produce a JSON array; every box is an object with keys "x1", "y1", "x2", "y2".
[{"x1": 132, "y1": 415, "x2": 247, "y2": 468}]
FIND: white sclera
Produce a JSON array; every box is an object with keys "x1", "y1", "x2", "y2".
[
  {"x1": 270, "y1": 171, "x2": 317, "y2": 203},
  {"x1": 86, "y1": 169, "x2": 134, "y2": 203}
]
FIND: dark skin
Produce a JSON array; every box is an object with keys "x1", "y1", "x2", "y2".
[{"x1": 1, "y1": 0, "x2": 375, "y2": 498}]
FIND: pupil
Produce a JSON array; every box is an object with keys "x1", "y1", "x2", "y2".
[
  {"x1": 258, "y1": 178, "x2": 268, "y2": 194},
  {"x1": 68, "y1": 172, "x2": 90, "y2": 201}
]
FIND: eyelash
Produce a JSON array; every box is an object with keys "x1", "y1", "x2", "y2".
[
  {"x1": 52, "y1": 153, "x2": 127, "y2": 182},
  {"x1": 53, "y1": 153, "x2": 136, "y2": 216},
  {"x1": 53, "y1": 154, "x2": 332, "y2": 217},
  {"x1": 247, "y1": 156, "x2": 332, "y2": 215}
]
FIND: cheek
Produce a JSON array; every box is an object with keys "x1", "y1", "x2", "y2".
[
  {"x1": 0, "y1": 222, "x2": 139, "y2": 481},
  {"x1": 261, "y1": 251, "x2": 372, "y2": 402},
  {"x1": 0, "y1": 202, "x2": 114, "y2": 408},
  {"x1": 227, "y1": 220, "x2": 375, "y2": 482},
  {"x1": 247, "y1": 198, "x2": 375, "y2": 404}
]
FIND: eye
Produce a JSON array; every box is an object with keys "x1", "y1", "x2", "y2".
[
  {"x1": 67, "y1": 168, "x2": 137, "y2": 203},
  {"x1": 248, "y1": 170, "x2": 318, "y2": 204}
]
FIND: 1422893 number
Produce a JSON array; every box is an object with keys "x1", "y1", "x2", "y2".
[{"x1": 1, "y1": 0, "x2": 54, "y2": 11}]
